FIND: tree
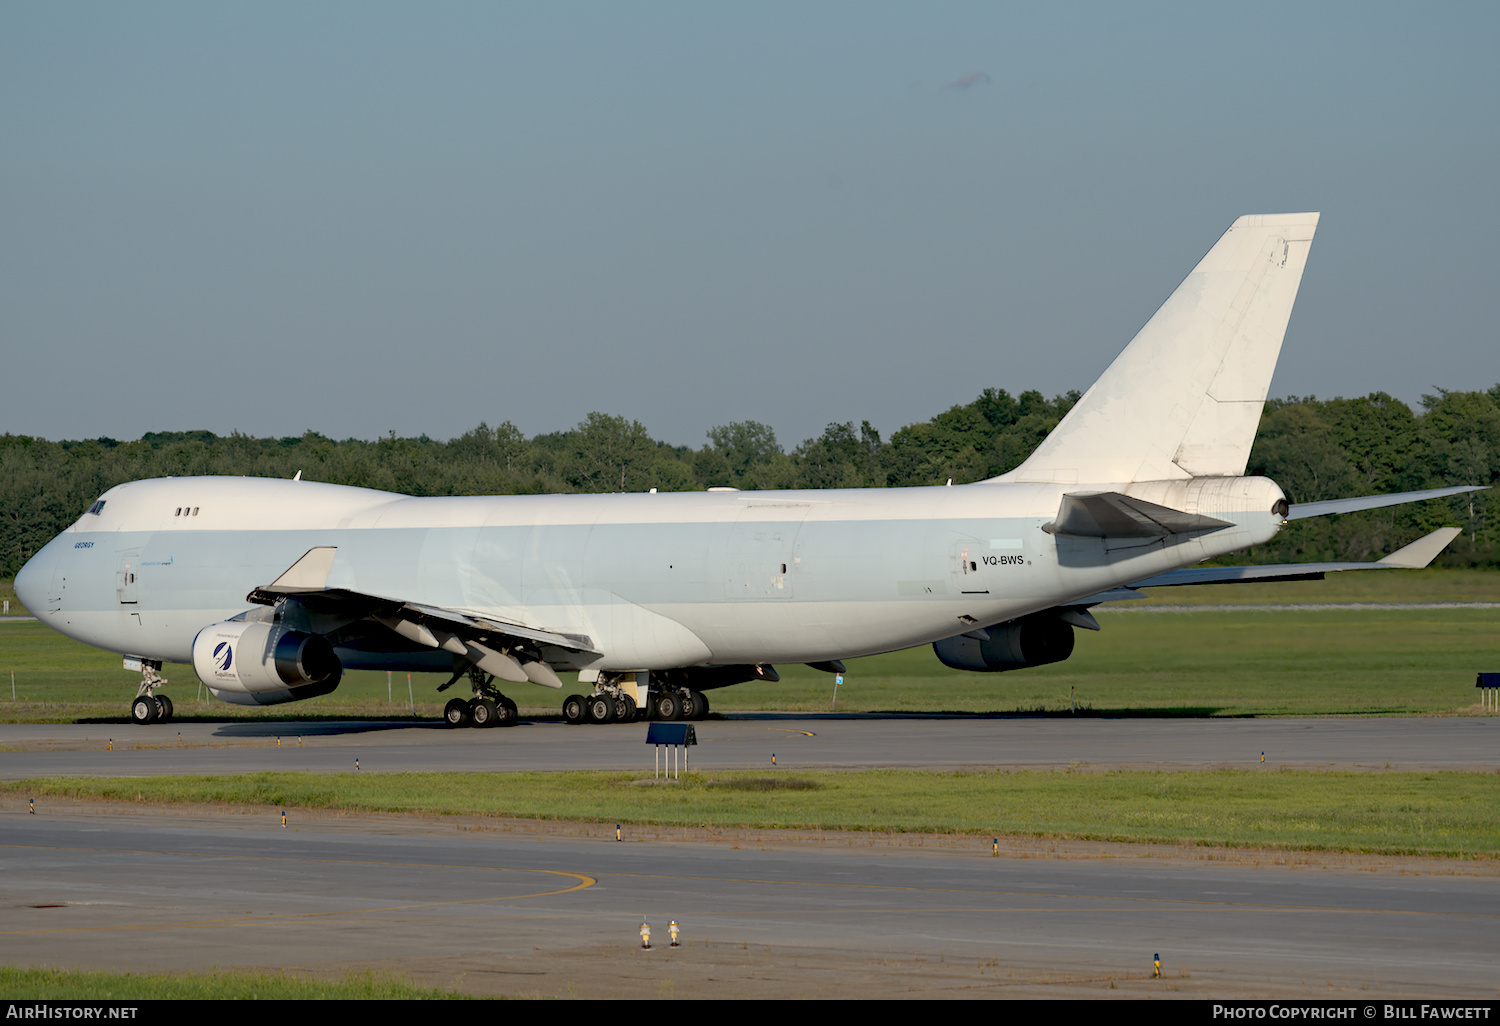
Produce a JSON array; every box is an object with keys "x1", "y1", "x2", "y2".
[
  {"x1": 706, "y1": 421, "x2": 783, "y2": 484},
  {"x1": 565, "y1": 413, "x2": 657, "y2": 492}
]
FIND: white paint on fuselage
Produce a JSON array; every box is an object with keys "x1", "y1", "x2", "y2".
[
  {"x1": 17, "y1": 474, "x2": 1286, "y2": 671},
  {"x1": 14, "y1": 214, "x2": 1320, "y2": 680}
]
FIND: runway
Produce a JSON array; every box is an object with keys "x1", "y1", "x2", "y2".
[
  {"x1": 0, "y1": 713, "x2": 1495, "y2": 778},
  {"x1": 3, "y1": 802, "x2": 1496, "y2": 999}
]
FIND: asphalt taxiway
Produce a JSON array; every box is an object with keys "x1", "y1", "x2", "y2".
[
  {"x1": 0, "y1": 714, "x2": 1495, "y2": 778},
  {"x1": 3, "y1": 802, "x2": 1497, "y2": 999},
  {"x1": 1, "y1": 714, "x2": 1496, "y2": 998}
]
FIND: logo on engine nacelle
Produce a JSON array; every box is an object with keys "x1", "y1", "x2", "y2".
[{"x1": 212, "y1": 642, "x2": 233, "y2": 673}]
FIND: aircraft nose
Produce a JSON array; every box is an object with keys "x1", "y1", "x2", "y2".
[{"x1": 14, "y1": 543, "x2": 56, "y2": 614}]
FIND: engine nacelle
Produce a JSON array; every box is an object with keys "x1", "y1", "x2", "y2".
[
  {"x1": 933, "y1": 615, "x2": 1075, "y2": 672},
  {"x1": 191, "y1": 621, "x2": 342, "y2": 706}
]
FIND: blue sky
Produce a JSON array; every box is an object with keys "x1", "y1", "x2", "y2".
[{"x1": 4, "y1": 2, "x2": 1497, "y2": 446}]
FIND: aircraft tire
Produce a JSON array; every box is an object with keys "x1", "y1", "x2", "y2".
[
  {"x1": 562, "y1": 695, "x2": 586, "y2": 724},
  {"x1": 443, "y1": 698, "x2": 471, "y2": 728},
  {"x1": 678, "y1": 689, "x2": 700, "y2": 720},
  {"x1": 494, "y1": 701, "x2": 517, "y2": 727},
  {"x1": 693, "y1": 690, "x2": 709, "y2": 719},
  {"x1": 156, "y1": 695, "x2": 174, "y2": 722},
  {"x1": 131, "y1": 696, "x2": 158, "y2": 725},
  {"x1": 471, "y1": 698, "x2": 497, "y2": 728},
  {"x1": 613, "y1": 695, "x2": 637, "y2": 723},
  {"x1": 652, "y1": 691, "x2": 683, "y2": 722},
  {"x1": 585, "y1": 694, "x2": 616, "y2": 725}
]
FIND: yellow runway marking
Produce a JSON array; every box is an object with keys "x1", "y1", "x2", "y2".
[{"x1": 6, "y1": 842, "x2": 1492, "y2": 939}]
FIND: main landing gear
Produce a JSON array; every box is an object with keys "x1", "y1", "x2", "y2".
[
  {"x1": 562, "y1": 682, "x2": 709, "y2": 725},
  {"x1": 441, "y1": 665, "x2": 518, "y2": 729},
  {"x1": 129, "y1": 660, "x2": 173, "y2": 725},
  {"x1": 561, "y1": 681, "x2": 639, "y2": 724}
]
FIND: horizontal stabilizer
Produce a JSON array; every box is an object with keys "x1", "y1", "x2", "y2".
[
  {"x1": 1376, "y1": 526, "x2": 1463, "y2": 568},
  {"x1": 1074, "y1": 526, "x2": 1465, "y2": 601},
  {"x1": 1044, "y1": 491, "x2": 1232, "y2": 539},
  {"x1": 1287, "y1": 486, "x2": 1483, "y2": 520}
]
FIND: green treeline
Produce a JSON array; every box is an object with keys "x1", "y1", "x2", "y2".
[{"x1": 2, "y1": 386, "x2": 1495, "y2": 577}]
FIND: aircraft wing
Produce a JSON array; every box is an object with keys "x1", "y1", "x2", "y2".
[
  {"x1": 1042, "y1": 485, "x2": 1482, "y2": 543},
  {"x1": 246, "y1": 547, "x2": 597, "y2": 687},
  {"x1": 1070, "y1": 527, "x2": 1464, "y2": 605},
  {"x1": 397, "y1": 601, "x2": 596, "y2": 654}
]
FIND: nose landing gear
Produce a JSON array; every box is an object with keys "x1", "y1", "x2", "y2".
[{"x1": 128, "y1": 660, "x2": 172, "y2": 725}]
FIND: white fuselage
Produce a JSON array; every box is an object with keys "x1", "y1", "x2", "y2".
[{"x1": 16, "y1": 474, "x2": 1286, "y2": 673}]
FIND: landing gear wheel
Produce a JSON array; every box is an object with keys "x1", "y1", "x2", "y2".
[
  {"x1": 586, "y1": 693, "x2": 617, "y2": 724},
  {"x1": 494, "y1": 701, "x2": 518, "y2": 727},
  {"x1": 156, "y1": 695, "x2": 174, "y2": 722},
  {"x1": 652, "y1": 691, "x2": 683, "y2": 722},
  {"x1": 678, "y1": 690, "x2": 702, "y2": 720},
  {"x1": 613, "y1": 695, "x2": 637, "y2": 723},
  {"x1": 695, "y1": 691, "x2": 709, "y2": 718},
  {"x1": 443, "y1": 698, "x2": 472, "y2": 728},
  {"x1": 131, "y1": 696, "x2": 158, "y2": 725},
  {"x1": 562, "y1": 694, "x2": 586, "y2": 724},
  {"x1": 470, "y1": 698, "x2": 497, "y2": 728}
]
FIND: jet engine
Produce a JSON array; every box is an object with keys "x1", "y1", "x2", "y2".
[
  {"x1": 932, "y1": 613, "x2": 1075, "y2": 672},
  {"x1": 191, "y1": 621, "x2": 342, "y2": 706}
]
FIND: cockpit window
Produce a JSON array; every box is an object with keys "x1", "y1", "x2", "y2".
[{"x1": 87, "y1": 500, "x2": 106, "y2": 515}]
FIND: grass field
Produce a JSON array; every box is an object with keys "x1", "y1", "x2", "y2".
[
  {"x1": 7, "y1": 767, "x2": 1495, "y2": 858},
  {"x1": 2, "y1": 571, "x2": 1494, "y2": 871},
  {"x1": 0, "y1": 570, "x2": 1495, "y2": 721},
  {"x1": 0, "y1": 577, "x2": 23, "y2": 617},
  {"x1": 4, "y1": 574, "x2": 1493, "y2": 1000}
]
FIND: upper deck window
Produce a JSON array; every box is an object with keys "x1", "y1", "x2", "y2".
[{"x1": 86, "y1": 500, "x2": 106, "y2": 515}]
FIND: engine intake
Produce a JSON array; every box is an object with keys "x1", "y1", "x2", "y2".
[
  {"x1": 932, "y1": 614, "x2": 1076, "y2": 672},
  {"x1": 191, "y1": 621, "x2": 342, "y2": 706}
]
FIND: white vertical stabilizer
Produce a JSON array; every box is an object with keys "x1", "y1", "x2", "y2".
[{"x1": 991, "y1": 213, "x2": 1319, "y2": 484}]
